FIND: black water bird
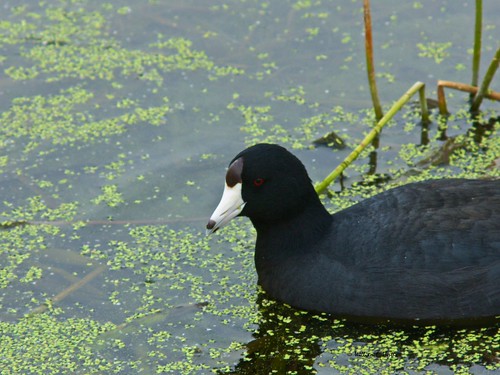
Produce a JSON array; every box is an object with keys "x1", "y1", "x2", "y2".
[{"x1": 206, "y1": 144, "x2": 500, "y2": 323}]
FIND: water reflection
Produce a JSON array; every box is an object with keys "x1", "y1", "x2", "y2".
[{"x1": 223, "y1": 292, "x2": 500, "y2": 374}]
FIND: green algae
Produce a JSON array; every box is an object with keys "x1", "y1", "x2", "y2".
[
  {"x1": 2, "y1": 5, "x2": 242, "y2": 84},
  {"x1": 91, "y1": 184, "x2": 125, "y2": 207},
  {"x1": 417, "y1": 41, "x2": 453, "y2": 64},
  {"x1": 0, "y1": 0, "x2": 498, "y2": 374},
  {"x1": 0, "y1": 312, "x2": 118, "y2": 374}
]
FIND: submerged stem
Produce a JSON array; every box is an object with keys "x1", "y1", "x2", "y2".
[{"x1": 28, "y1": 265, "x2": 106, "y2": 315}]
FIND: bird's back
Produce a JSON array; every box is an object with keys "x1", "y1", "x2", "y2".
[{"x1": 271, "y1": 179, "x2": 500, "y2": 321}]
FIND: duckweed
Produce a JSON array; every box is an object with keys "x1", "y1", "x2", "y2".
[{"x1": 0, "y1": 0, "x2": 498, "y2": 374}]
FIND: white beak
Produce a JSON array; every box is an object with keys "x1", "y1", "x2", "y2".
[{"x1": 206, "y1": 182, "x2": 246, "y2": 235}]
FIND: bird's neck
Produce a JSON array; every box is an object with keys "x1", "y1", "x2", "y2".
[{"x1": 252, "y1": 198, "x2": 332, "y2": 268}]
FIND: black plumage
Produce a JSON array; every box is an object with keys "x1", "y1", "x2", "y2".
[{"x1": 208, "y1": 143, "x2": 500, "y2": 323}]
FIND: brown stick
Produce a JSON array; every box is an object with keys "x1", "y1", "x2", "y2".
[{"x1": 437, "y1": 79, "x2": 500, "y2": 115}]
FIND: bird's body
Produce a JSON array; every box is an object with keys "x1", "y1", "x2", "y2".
[{"x1": 207, "y1": 144, "x2": 500, "y2": 323}]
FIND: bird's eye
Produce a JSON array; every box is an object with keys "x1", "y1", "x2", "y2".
[{"x1": 253, "y1": 178, "x2": 265, "y2": 187}]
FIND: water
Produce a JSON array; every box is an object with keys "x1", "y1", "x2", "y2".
[{"x1": 0, "y1": 0, "x2": 498, "y2": 374}]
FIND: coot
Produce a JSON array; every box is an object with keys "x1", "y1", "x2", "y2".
[{"x1": 206, "y1": 143, "x2": 500, "y2": 322}]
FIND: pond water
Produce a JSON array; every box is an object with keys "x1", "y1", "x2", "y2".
[{"x1": 0, "y1": 0, "x2": 499, "y2": 374}]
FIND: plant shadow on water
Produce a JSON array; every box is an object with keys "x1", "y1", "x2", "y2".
[{"x1": 223, "y1": 292, "x2": 500, "y2": 375}]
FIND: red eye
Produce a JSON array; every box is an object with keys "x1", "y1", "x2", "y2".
[{"x1": 253, "y1": 178, "x2": 265, "y2": 187}]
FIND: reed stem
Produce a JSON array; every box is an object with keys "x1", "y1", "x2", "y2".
[
  {"x1": 470, "y1": 46, "x2": 500, "y2": 112},
  {"x1": 363, "y1": 0, "x2": 384, "y2": 121},
  {"x1": 315, "y1": 82, "x2": 427, "y2": 194},
  {"x1": 471, "y1": 0, "x2": 482, "y2": 91}
]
